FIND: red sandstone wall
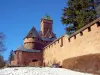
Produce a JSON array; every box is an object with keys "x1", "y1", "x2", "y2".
[
  {"x1": 22, "y1": 52, "x2": 43, "y2": 65},
  {"x1": 11, "y1": 51, "x2": 43, "y2": 66},
  {"x1": 11, "y1": 51, "x2": 23, "y2": 65},
  {"x1": 43, "y1": 21, "x2": 100, "y2": 66}
]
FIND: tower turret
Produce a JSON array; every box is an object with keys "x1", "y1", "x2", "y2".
[{"x1": 24, "y1": 26, "x2": 41, "y2": 50}]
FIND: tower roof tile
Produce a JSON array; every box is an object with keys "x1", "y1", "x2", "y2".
[{"x1": 25, "y1": 26, "x2": 40, "y2": 38}]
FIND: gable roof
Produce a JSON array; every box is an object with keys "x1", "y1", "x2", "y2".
[
  {"x1": 25, "y1": 26, "x2": 40, "y2": 38},
  {"x1": 44, "y1": 29, "x2": 56, "y2": 38}
]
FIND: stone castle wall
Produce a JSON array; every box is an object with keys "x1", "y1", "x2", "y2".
[
  {"x1": 22, "y1": 51, "x2": 43, "y2": 66},
  {"x1": 11, "y1": 51, "x2": 43, "y2": 66},
  {"x1": 43, "y1": 18, "x2": 100, "y2": 66}
]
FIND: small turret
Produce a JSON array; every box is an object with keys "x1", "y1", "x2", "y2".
[{"x1": 24, "y1": 26, "x2": 41, "y2": 50}]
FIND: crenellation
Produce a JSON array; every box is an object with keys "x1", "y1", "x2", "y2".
[
  {"x1": 96, "y1": 21, "x2": 100, "y2": 27},
  {"x1": 43, "y1": 18, "x2": 100, "y2": 67},
  {"x1": 68, "y1": 38, "x2": 71, "y2": 42},
  {"x1": 88, "y1": 27, "x2": 91, "y2": 32},
  {"x1": 74, "y1": 35, "x2": 76, "y2": 39},
  {"x1": 80, "y1": 31, "x2": 83, "y2": 36}
]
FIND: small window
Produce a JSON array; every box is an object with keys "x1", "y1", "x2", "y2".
[
  {"x1": 60, "y1": 38, "x2": 63, "y2": 47},
  {"x1": 32, "y1": 59, "x2": 38, "y2": 62},
  {"x1": 80, "y1": 31, "x2": 83, "y2": 36},
  {"x1": 88, "y1": 27, "x2": 91, "y2": 32}
]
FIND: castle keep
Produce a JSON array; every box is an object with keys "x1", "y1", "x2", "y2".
[{"x1": 12, "y1": 16, "x2": 100, "y2": 72}]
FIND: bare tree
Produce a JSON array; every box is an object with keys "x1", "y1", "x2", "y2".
[
  {"x1": 0, "y1": 32, "x2": 6, "y2": 68},
  {"x1": 0, "y1": 32, "x2": 6, "y2": 54}
]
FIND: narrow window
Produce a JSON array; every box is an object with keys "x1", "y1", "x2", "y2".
[{"x1": 60, "y1": 38, "x2": 63, "y2": 47}]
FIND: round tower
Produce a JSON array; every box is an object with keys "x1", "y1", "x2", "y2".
[{"x1": 24, "y1": 26, "x2": 41, "y2": 50}]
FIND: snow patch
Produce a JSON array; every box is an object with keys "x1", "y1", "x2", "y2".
[{"x1": 0, "y1": 67, "x2": 93, "y2": 75}]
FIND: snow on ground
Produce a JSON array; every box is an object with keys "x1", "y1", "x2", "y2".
[{"x1": 0, "y1": 67, "x2": 93, "y2": 75}]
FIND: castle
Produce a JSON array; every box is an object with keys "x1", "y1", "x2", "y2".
[
  {"x1": 11, "y1": 16, "x2": 100, "y2": 72},
  {"x1": 11, "y1": 15, "x2": 56, "y2": 66}
]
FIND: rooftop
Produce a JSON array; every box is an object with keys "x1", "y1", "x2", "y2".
[
  {"x1": 25, "y1": 26, "x2": 40, "y2": 38},
  {"x1": 15, "y1": 45, "x2": 41, "y2": 53},
  {"x1": 42, "y1": 14, "x2": 52, "y2": 20}
]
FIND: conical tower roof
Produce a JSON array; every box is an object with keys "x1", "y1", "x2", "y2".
[{"x1": 25, "y1": 26, "x2": 40, "y2": 38}]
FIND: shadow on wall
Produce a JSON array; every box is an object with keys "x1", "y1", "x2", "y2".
[
  {"x1": 29, "y1": 60, "x2": 42, "y2": 67},
  {"x1": 62, "y1": 53, "x2": 100, "y2": 74}
]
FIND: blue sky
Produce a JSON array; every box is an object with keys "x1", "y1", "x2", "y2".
[{"x1": 0, "y1": 0, "x2": 67, "y2": 60}]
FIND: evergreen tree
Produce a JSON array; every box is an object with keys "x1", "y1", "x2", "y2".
[
  {"x1": 96, "y1": 5, "x2": 100, "y2": 17},
  {"x1": 61, "y1": 0, "x2": 96, "y2": 35},
  {"x1": 8, "y1": 50, "x2": 14, "y2": 64}
]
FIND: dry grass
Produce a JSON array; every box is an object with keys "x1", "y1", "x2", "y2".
[{"x1": 62, "y1": 53, "x2": 100, "y2": 74}]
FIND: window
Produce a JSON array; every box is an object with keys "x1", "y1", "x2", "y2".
[
  {"x1": 32, "y1": 59, "x2": 38, "y2": 62},
  {"x1": 60, "y1": 38, "x2": 63, "y2": 47}
]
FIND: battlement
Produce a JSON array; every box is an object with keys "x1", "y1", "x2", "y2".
[
  {"x1": 69, "y1": 17, "x2": 100, "y2": 39},
  {"x1": 43, "y1": 17, "x2": 100, "y2": 50},
  {"x1": 43, "y1": 17, "x2": 100, "y2": 66}
]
